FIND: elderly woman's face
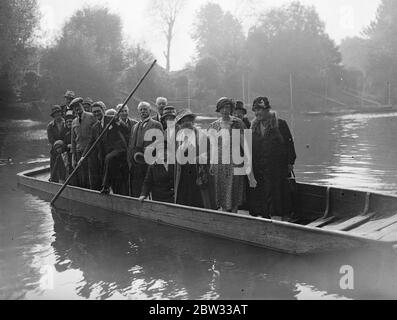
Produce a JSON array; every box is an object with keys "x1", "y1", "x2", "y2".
[
  {"x1": 139, "y1": 105, "x2": 150, "y2": 119},
  {"x1": 220, "y1": 104, "x2": 232, "y2": 117}
]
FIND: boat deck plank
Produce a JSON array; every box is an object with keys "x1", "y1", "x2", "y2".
[
  {"x1": 322, "y1": 213, "x2": 377, "y2": 232},
  {"x1": 351, "y1": 214, "x2": 397, "y2": 235},
  {"x1": 306, "y1": 216, "x2": 336, "y2": 228}
]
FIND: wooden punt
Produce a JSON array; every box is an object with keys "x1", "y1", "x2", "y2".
[{"x1": 17, "y1": 166, "x2": 397, "y2": 255}]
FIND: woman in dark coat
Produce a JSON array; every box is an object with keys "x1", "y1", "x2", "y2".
[
  {"x1": 248, "y1": 97, "x2": 297, "y2": 219},
  {"x1": 174, "y1": 110, "x2": 214, "y2": 209},
  {"x1": 139, "y1": 145, "x2": 175, "y2": 203}
]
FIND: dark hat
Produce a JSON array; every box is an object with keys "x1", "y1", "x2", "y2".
[
  {"x1": 65, "y1": 110, "x2": 75, "y2": 120},
  {"x1": 69, "y1": 97, "x2": 84, "y2": 108},
  {"x1": 50, "y1": 105, "x2": 62, "y2": 117},
  {"x1": 64, "y1": 90, "x2": 75, "y2": 99},
  {"x1": 82, "y1": 97, "x2": 93, "y2": 105},
  {"x1": 253, "y1": 97, "x2": 271, "y2": 110},
  {"x1": 216, "y1": 97, "x2": 235, "y2": 113},
  {"x1": 161, "y1": 106, "x2": 177, "y2": 121},
  {"x1": 235, "y1": 101, "x2": 247, "y2": 114},
  {"x1": 175, "y1": 109, "x2": 196, "y2": 125}
]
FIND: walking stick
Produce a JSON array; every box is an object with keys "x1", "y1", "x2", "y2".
[{"x1": 50, "y1": 60, "x2": 157, "y2": 205}]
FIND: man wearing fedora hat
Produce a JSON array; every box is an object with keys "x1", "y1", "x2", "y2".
[
  {"x1": 127, "y1": 102, "x2": 163, "y2": 197},
  {"x1": 47, "y1": 105, "x2": 67, "y2": 182}
]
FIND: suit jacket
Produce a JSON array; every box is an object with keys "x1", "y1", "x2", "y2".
[
  {"x1": 123, "y1": 118, "x2": 138, "y2": 137},
  {"x1": 127, "y1": 118, "x2": 163, "y2": 168},
  {"x1": 71, "y1": 112, "x2": 97, "y2": 155},
  {"x1": 102, "y1": 116, "x2": 129, "y2": 154},
  {"x1": 47, "y1": 120, "x2": 67, "y2": 148}
]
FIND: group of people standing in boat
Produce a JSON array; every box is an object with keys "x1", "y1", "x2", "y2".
[{"x1": 47, "y1": 90, "x2": 296, "y2": 219}]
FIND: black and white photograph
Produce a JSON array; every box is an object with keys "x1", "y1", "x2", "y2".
[{"x1": 1, "y1": 0, "x2": 397, "y2": 303}]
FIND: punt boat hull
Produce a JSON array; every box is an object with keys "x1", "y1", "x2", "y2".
[{"x1": 17, "y1": 167, "x2": 397, "y2": 254}]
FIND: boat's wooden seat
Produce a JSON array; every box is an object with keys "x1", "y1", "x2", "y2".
[
  {"x1": 367, "y1": 222, "x2": 397, "y2": 242},
  {"x1": 307, "y1": 216, "x2": 336, "y2": 228},
  {"x1": 351, "y1": 214, "x2": 397, "y2": 235},
  {"x1": 322, "y1": 212, "x2": 377, "y2": 232}
]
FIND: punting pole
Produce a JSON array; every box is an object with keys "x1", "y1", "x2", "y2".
[{"x1": 50, "y1": 60, "x2": 157, "y2": 205}]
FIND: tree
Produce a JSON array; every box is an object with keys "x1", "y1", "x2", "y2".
[
  {"x1": 40, "y1": 6, "x2": 125, "y2": 105},
  {"x1": 118, "y1": 43, "x2": 174, "y2": 107},
  {"x1": 0, "y1": 0, "x2": 39, "y2": 103},
  {"x1": 246, "y1": 1, "x2": 342, "y2": 109},
  {"x1": 192, "y1": 3, "x2": 246, "y2": 100},
  {"x1": 148, "y1": 0, "x2": 187, "y2": 72},
  {"x1": 362, "y1": 0, "x2": 397, "y2": 103}
]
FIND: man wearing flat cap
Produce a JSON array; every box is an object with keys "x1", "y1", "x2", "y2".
[
  {"x1": 47, "y1": 105, "x2": 67, "y2": 182},
  {"x1": 70, "y1": 97, "x2": 97, "y2": 189}
]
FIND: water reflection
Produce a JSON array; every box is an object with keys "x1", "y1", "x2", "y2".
[{"x1": 16, "y1": 197, "x2": 397, "y2": 300}]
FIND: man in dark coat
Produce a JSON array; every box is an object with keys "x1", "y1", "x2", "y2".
[
  {"x1": 86, "y1": 101, "x2": 106, "y2": 191},
  {"x1": 63, "y1": 110, "x2": 76, "y2": 183},
  {"x1": 248, "y1": 97, "x2": 297, "y2": 219},
  {"x1": 118, "y1": 104, "x2": 138, "y2": 138},
  {"x1": 70, "y1": 97, "x2": 97, "y2": 189},
  {"x1": 127, "y1": 102, "x2": 163, "y2": 197},
  {"x1": 47, "y1": 105, "x2": 67, "y2": 182},
  {"x1": 99, "y1": 109, "x2": 130, "y2": 195}
]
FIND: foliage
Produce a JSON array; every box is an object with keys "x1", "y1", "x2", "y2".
[
  {"x1": 362, "y1": 0, "x2": 397, "y2": 102},
  {"x1": 0, "y1": 0, "x2": 39, "y2": 103},
  {"x1": 246, "y1": 1, "x2": 342, "y2": 108},
  {"x1": 191, "y1": 3, "x2": 246, "y2": 105},
  {"x1": 40, "y1": 6, "x2": 124, "y2": 106}
]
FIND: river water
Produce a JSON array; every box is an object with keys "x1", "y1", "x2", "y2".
[{"x1": 1, "y1": 112, "x2": 397, "y2": 300}]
